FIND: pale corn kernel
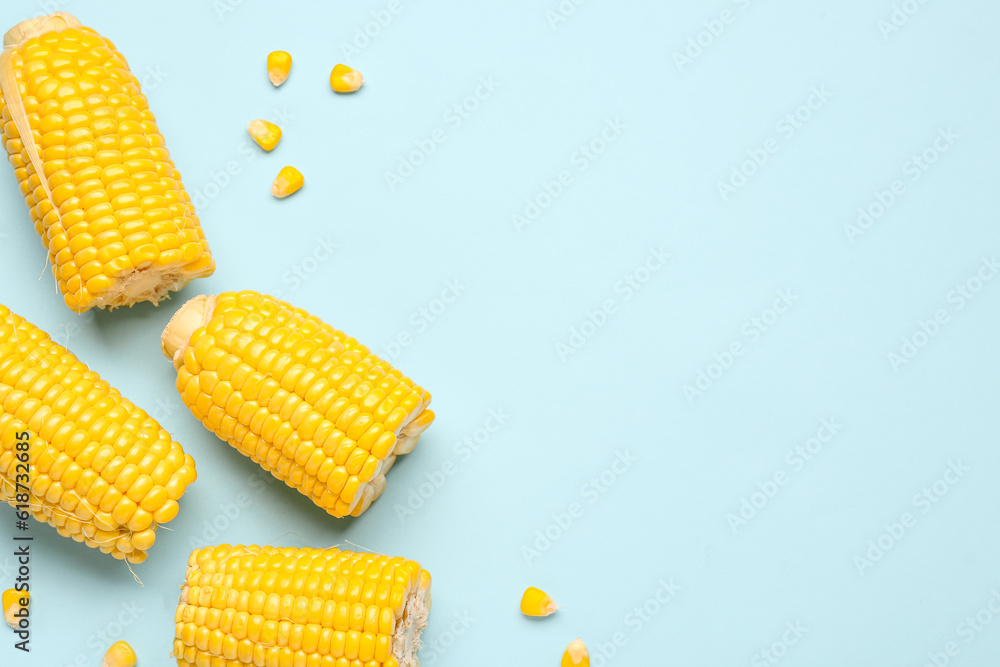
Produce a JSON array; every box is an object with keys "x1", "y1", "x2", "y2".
[
  {"x1": 562, "y1": 639, "x2": 590, "y2": 667},
  {"x1": 3, "y1": 589, "x2": 28, "y2": 630},
  {"x1": 330, "y1": 64, "x2": 364, "y2": 93},
  {"x1": 248, "y1": 119, "x2": 282, "y2": 152},
  {"x1": 267, "y1": 51, "x2": 292, "y2": 86},
  {"x1": 520, "y1": 587, "x2": 558, "y2": 617},
  {"x1": 100, "y1": 640, "x2": 137, "y2": 667},
  {"x1": 271, "y1": 166, "x2": 303, "y2": 198}
]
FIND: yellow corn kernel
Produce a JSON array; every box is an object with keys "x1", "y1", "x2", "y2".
[
  {"x1": 1, "y1": 303, "x2": 197, "y2": 562},
  {"x1": 0, "y1": 13, "x2": 215, "y2": 313},
  {"x1": 271, "y1": 166, "x2": 303, "y2": 198},
  {"x1": 520, "y1": 587, "x2": 558, "y2": 617},
  {"x1": 267, "y1": 50, "x2": 292, "y2": 86},
  {"x1": 3, "y1": 589, "x2": 28, "y2": 630},
  {"x1": 562, "y1": 639, "x2": 589, "y2": 667},
  {"x1": 173, "y1": 545, "x2": 431, "y2": 666},
  {"x1": 330, "y1": 64, "x2": 364, "y2": 93},
  {"x1": 100, "y1": 640, "x2": 136, "y2": 667},
  {"x1": 248, "y1": 119, "x2": 282, "y2": 151},
  {"x1": 161, "y1": 292, "x2": 434, "y2": 518}
]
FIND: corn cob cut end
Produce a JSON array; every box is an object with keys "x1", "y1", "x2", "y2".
[
  {"x1": 3, "y1": 12, "x2": 80, "y2": 46},
  {"x1": 72, "y1": 267, "x2": 203, "y2": 314},
  {"x1": 161, "y1": 294, "x2": 214, "y2": 367},
  {"x1": 395, "y1": 569, "x2": 432, "y2": 667}
]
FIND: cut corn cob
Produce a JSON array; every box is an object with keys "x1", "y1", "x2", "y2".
[
  {"x1": 3, "y1": 588, "x2": 27, "y2": 630},
  {"x1": 520, "y1": 587, "x2": 557, "y2": 617},
  {"x1": 267, "y1": 50, "x2": 291, "y2": 87},
  {"x1": 160, "y1": 291, "x2": 434, "y2": 518},
  {"x1": 0, "y1": 13, "x2": 215, "y2": 313},
  {"x1": 247, "y1": 119, "x2": 281, "y2": 152},
  {"x1": 330, "y1": 64, "x2": 363, "y2": 93},
  {"x1": 271, "y1": 165, "x2": 302, "y2": 198},
  {"x1": 173, "y1": 544, "x2": 432, "y2": 667},
  {"x1": 101, "y1": 640, "x2": 137, "y2": 667},
  {"x1": 0, "y1": 302, "x2": 197, "y2": 562},
  {"x1": 562, "y1": 639, "x2": 589, "y2": 667}
]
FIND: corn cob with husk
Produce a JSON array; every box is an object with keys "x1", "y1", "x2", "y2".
[
  {"x1": 0, "y1": 12, "x2": 214, "y2": 313},
  {"x1": 0, "y1": 302, "x2": 197, "y2": 562},
  {"x1": 173, "y1": 544, "x2": 432, "y2": 667},
  {"x1": 161, "y1": 291, "x2": 434, "y2": 518}
]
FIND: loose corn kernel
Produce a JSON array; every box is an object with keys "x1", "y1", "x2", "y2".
[
  {"x1": 520, "y1": 587, "x2": 558, "y2": 617},
  {"x1": 330, "y1": 64, "x2": 364, "y2": 93},
  {"x1": 247, "y1": 119, "x2": 282, "y2": 151},
  {"x1": 271, "y1": 166, "x2": 303, "y2": 198},
  {"x1": 3, "y1": 589, "x2": 28, "y2": 630},
  {"x1": 562, "y1": 639, "x2": 590, "y2": 667},
  {"x1": 267, "y1": 50, "x2": 292, "y2": 86},
  {"x1": 100, "y1": 640, "x2": 137, "y2": 667}
]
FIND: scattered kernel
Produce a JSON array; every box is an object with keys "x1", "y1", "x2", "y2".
[
  {"x1": 248, "y1": 119, "x2": 282, "y2": 151},
  {"x1": 330, "y1": 64, "x2": 364, "y2": 93},
  {"x1": 268, "y1": 50, "x2": 292, "y2": 86},
  {"x1": 562, "y1": 639, "x2": 590, "y2": 667},
  {"x1": 271, "y1": 166, "x2": 304, "y2": 198},
  {"x1": 2, "y1": 589, "x2": 27, "y2": 630},
  {"x1": 100, "y1": 640, "x2": 137, "y2": 667},
  {"x1": 520, "y1": 587, "x2": 558, "y2": 617}
]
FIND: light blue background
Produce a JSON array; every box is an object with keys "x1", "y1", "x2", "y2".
[{"x1": 2, "y1": 1, "x2": 1000, "y2": 665}]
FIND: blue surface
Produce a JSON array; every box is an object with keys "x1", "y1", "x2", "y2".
[{"x1": 2, "y1": 1, "x2": 1000, "y2": 665}]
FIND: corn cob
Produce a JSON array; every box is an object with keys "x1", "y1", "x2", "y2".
[
  {"x1": 173, "y1": 544, "x2": 432, "y2": 667},
  {"x1": 161, "y1": 291, "x2": 434, "y2": 518},
  {"x1": 0, "y1": 13, "x2": 214, "y2": 313},
  {"x1": 0, "y1": 303, "x2": 196, "y2": 562}
]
